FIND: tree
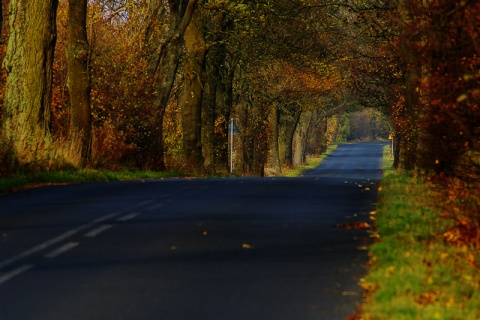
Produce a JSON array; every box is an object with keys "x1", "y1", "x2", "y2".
[
  {"x1": 394, "y1": 0, "x2": 421, "y2": 170},
  {"x1": 143, "y1": 0, "x2": 199, "y2": 170},
  {"x1": 415, "y1": 0, "x2": 480, "y2": 177},
  {"x1": 65, "y1": 0, "x2": 92, "y2": 166},
  {"x1": 181, "y1": 10, "x2": 206, "y2": 173},
  {"x1": 3, "y1": 0, "x2": 59, "y2": 169}
]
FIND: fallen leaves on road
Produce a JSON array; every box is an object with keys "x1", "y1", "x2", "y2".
[{"x1": 336, "y1": 221, "x2": 371, "y2": 229}]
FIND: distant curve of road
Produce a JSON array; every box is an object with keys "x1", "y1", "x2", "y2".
[{"x1": 0, "y1": 142, "x2": 386, "y2": 320}]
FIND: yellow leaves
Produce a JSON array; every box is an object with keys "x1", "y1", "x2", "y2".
[
  {"x1": 446, "y1": 296, "x2": 456, "y2": 308},
  {"x1": 466, "y1": 253, "x2": 477, "y2": 267},
  {"x1": 439, "y1": 252, "x2": 449, "y2": 260},
  {"x1": 443, "y1": 228, "x2": 461, "y2": 243},
  {"x1": 336, "y1": 221, "x2": 371, "y2": 229},
  {"x1": 369, "y1": 232, "x2": 380, "y2": 239},
  {"x1": 385, "y1": 265, "x2": 395, "y2": 276},
  {"x1": 462, "y1": 274, "x2": 473, "y2": 282},
  {"x1": 359, "y1": 277, "x2": 376, "y2": 291},
  {"x1": 457, "y1": 93, "x2": 468, "y2": 103},
  {"x1": 414, "y1": 290, "x2": 438, "y2": 305}
]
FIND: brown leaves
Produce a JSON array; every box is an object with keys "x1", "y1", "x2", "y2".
[
  {"x1": 414, "y1": 291, "x2": 439, "y2": 306},
  {"x1": 336, "y1": 221, "x2": 371, "y2": 230}
]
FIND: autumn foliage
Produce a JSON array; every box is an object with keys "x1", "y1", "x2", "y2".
[{"x1": 0, "y1": 0, "x2": 478, "y2": 185}]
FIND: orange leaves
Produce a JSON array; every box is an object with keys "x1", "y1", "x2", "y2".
[
  {"x1": 414, "y1": 290, "x2": 439, "y2": 306},
  {"x1": 437, "y1": 177, "x2": 480, "y2": 261},
  {"x1": 442, "y1": 223, "x2": 479, "y2": 250},
  {"x1": 255, "y1": 59, "x2": 342, "y2": 105},
  {"x1": 336, "y1": 221, "x2": 371, "y2": 230}
]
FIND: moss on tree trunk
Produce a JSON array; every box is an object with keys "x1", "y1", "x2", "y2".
[
  {"x1": 3, "y1": 0, "x2": 58, "y2": 169},
  {"x1": 66, "y1": 0, "x2": 92, "y2": 167}
]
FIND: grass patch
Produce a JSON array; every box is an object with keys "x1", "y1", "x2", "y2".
[
  {"x1": 0, "y1": 169, "x2": 185, "y2": 194},
  {"x1": 360, "y1": 149, "x2": 480, "y2": 319},
  {"x1": 283, "y1": 143, "x2": 338, "y2": 177},
  {"x1": 383, "y1": 143, "x2": 394, "y2": 176}
]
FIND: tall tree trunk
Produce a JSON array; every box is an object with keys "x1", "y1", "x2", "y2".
[
  {"x1": 0, "y1": 1, "x2": 5, "y2": 126},
  {"x1": 396, "y1": 0, "x2": 421, "y2": 171},
  {"x1": 268, "y1": 105, "x2": 282, "y2": 174},
  {"x1": 202, "y1": 13, "x2": 233, "y2": 174},
  {"x1": 293, "y1": 110, "x2": 313, "y2": 166},
  {"x1": 66, "y1": 0, "x2": 91, "y2": 167},
  {"x1": 281, "y1": 105, "x2": 302, "y2": 168},
  {"x1": 215, "y1": 67, "x2": 234, "y2": 172},
  {"x1": 3, "y1": 0, "x2": 58, "y2": 168},
  {"x1": 143, "y1": 0, "x2": 199, "y2": 171},
  {"x1": 202, "y1": 54, "x2": 218, "y2": 173},
  {"x1": 182, "y1": 13, "x2": 206, "y2": 173}
]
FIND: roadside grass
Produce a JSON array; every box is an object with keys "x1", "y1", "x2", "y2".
[
  {"x1": 361, "y1": 145, "x2": 480, "y2": 319},
  {"x1": 283, "y1": 143, "x2": 338, "y2": 177},
  {"x1": 0, "y1": 143, "x2": 339, "y2": 192},
  {"x1": 0, "y1": 169, "x2": 185, "y2": 194}
]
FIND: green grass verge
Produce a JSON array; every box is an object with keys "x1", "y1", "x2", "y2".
[
  {"x1": 283, "y1": 144, "x2": 338, "y2": 177},
  {"x1": 0, "y1": 169, "x2": 185, "y2": 194},
  {"x1": 361, "y1": 146, "x2": 480, "y2": 319},
  {"x1": 1, "y1": 143, "x2": 339, "y2": 191}
]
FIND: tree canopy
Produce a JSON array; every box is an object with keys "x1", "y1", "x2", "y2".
[{"x1": 0, "y1": 0, "x2": 478, "y2": 180}]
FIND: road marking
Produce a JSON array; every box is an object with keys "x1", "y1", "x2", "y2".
[
  {"x1": 146, "y1": 203, "x2": 164, "y2": 211},
  {"x1": 138, "y1": 199, "x2": 155, "y2": 207},
  {"x1": 0, "y1": 213, "x2": 119, "y2": 269},
  {"x1": 44, "y1": 242, "x2": 79, "y2": 258},
  {"x1": 84, "y1": 225, "x2": 114, "y2": 238},
  {"x1": 0, "y1": 228, "x2": 84, "y2": 269},
  {"x1": 0, "y1": 264, "x2": 34, "y2": 285},
  {"x1": 0, "y1": 200, "x2": 153, "y2": 270},
  {"x1": 91, "y1": 212, "x2": 121, "y2": 224},
  {"x1": 117, "y1": 212, "x2": 141, "y2": 222}
]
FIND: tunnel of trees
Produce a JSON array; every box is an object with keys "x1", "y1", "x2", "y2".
[{"x1": 0, "y1": 0, "x2": 478, "y2": 181}]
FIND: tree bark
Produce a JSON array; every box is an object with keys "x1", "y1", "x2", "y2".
[
  {"x1": 143, "y1": 0, "x2": 199, "y2": 171},
  {"x1": 396, "y1": 0, "x2": 420, "y2": 171},
  {"x1": 66, "y1": 0, "x2": 92, "y2": 167},
  {"x1": 182, "y1": 13, "x2": 206, "y2": 173},
  {"x1": 293, "y1": 110, "x2": 313, "y2": 166},
  {"x1": 268, "y1": 105, "x2": 282, "y2": 174},
  {"x1": 202, "y1": 13, "x2": 233, "y2": 174},
  {"x1": 280, "y1": 104, "x2": 302, "y2": 168},
  {"x1": 3, "y1": 0, "x2": 58, "y2": 168}
]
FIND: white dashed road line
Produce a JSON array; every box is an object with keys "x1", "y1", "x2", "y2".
[
  {"x1": 0, "y1": 264, "x2": 34, "y2": 285},
  {"x1": 44, "y1": 242, "x2": 79, "y2": 258},
  {"x1": 0, "y1": 199, "x2": 154, "y2": 286},
  {"x1": 0, "y1": 211, "x2": 124, "y2": 270},
  {"x1": 84, "y1": 225, "x2": 114, "y2": 238},
  {"x1": 146, "y1": 203, "x2": 164, "y2": 211},
  {"x1": 117, "y1": 212, "x2": 142, "y2": 222},
  {"x1": 0, "y1": 226, "x2": 89, "y2": 270}
]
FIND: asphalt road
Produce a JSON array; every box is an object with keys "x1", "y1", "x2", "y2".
[{"x1": 0, "y1": 142, "x2": 385, "y2": 320}]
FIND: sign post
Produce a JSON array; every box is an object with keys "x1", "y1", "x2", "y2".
[
  {"x1": 388, "y1": 133, "x2": 394, "y2": 156},
  {"x1": 229, "y1": 119, "x2": 241, "y2": 174}
]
